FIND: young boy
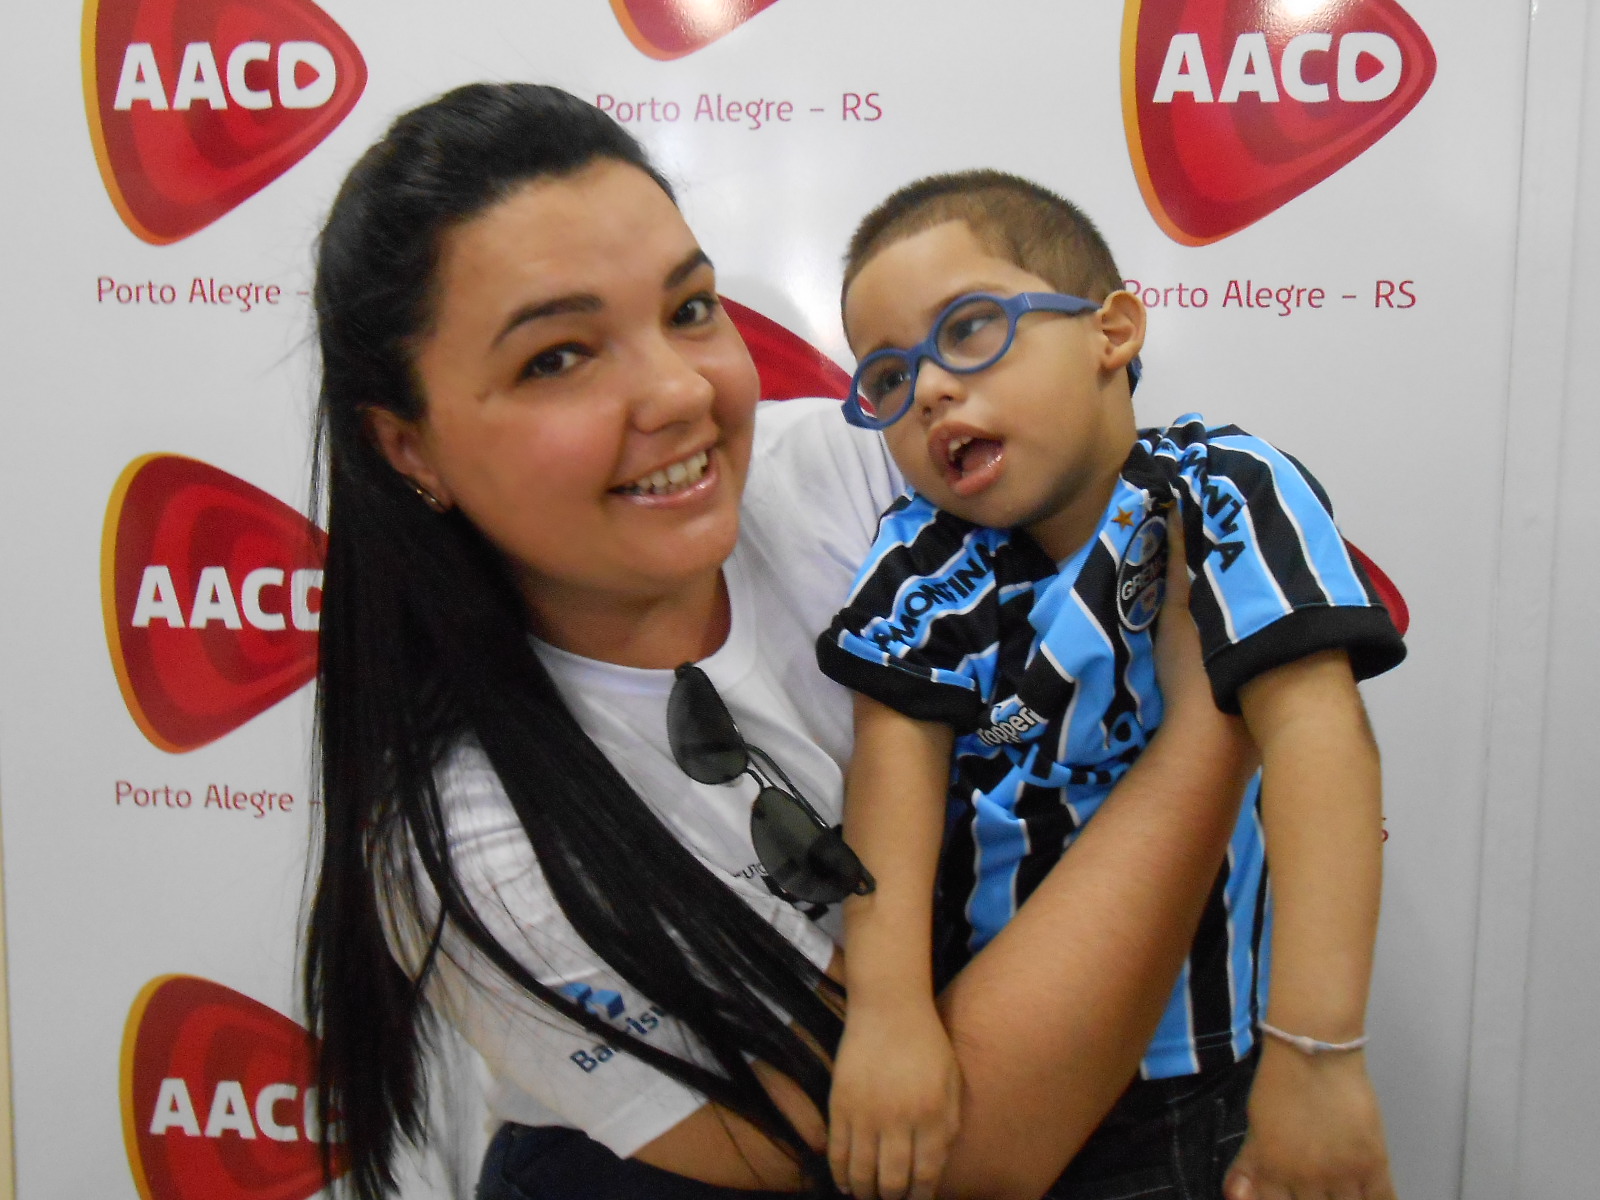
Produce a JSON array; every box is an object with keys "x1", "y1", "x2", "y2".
[{"x1": 816, "y1": 171, "x2": 1405, "y2": 1200}]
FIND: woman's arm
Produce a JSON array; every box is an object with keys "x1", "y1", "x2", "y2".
[
  {"x1": 640, "y1": 530, "x2": 1255, "y2": 1196},
  {"x1": 932, "y1": 549, "x2": 1255, "y2": 1198}
]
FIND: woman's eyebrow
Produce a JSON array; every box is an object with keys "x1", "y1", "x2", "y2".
[
  {"x1": 490, "y1": 251, "x2": 713, "y2": 348},
  {"x1": 493, "y1": 293, "x2": 602, "y2": 347},
  {"x1": 665, "y1": 248, "x2": 713, "y2": 290}
]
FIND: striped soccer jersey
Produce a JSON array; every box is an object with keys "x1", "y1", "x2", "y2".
[{"x1": 817, "y1": 414, "x2": 1405, "y2": 1080}]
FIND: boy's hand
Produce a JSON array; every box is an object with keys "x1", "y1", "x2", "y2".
[
  {"x1": 1223, "y1": 1044, "x2": 1396, "y2": 1200},
  {"x1": 829, "y1": 1000, "x2": 961, "y2": 1200}
]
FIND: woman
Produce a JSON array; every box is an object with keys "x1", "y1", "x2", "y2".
[{"x1": 304, "y1": 82, "x2": 1251, "y2": 1200}]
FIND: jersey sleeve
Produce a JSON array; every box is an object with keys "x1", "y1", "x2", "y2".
[
  {"x1": 815, "y1": 496, "x2": 1022, "y2": 730},
  {"x1": 1157, "y1": 416, "x2": 1406, "y2": 713}
]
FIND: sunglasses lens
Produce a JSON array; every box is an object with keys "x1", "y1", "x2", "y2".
[
  {"x1": 668, "y1": 664, "x2": 875, "y2": 908},
  {"x1": 668, "y1": 664, "x2": 748, "y2": 784},
  {"x1": 750, "y1": 787, "x2": 871, "y2": 905}
]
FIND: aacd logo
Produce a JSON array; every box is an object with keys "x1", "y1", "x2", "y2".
[
  {"x1": 83, "y1": 0, "x2": 367, "y2": 243},
  {"x1": 722, "y1": 298, "x2": 849, "y2": 400},
  {"x1": 611, "y1": 0, "x2": 783, "y2": 59},
  {"x1": 1122, "y1": 0, "x2": 1436, "y2": 245},
  {"x1": 102, "y1": 455, "x2": 325, "y2": 753},
  {"x1": 124, "y1": 976, "x2": 347, "y2": 1200}
]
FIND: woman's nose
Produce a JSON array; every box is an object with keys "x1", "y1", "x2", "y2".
[{"x1": 630, "y1": 335, "x2": 717, "y2": 429}]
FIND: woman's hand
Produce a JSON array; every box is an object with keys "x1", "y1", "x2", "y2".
[{"x1": 829, "y1": 998, "x2": 962, "y2": 1200}]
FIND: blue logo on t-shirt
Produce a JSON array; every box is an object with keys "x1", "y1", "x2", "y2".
[
  {"x1": 558, "y1": 981, "x2": 625, "y2": 1020},
  {"x1": 558, "y1": 983, "x2": 669, "y2": 1075},
  {"x1": 1118, "y1": 513, "x2": 1168, "y2": 632}
]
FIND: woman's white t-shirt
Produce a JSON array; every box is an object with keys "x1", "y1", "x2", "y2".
[{"x1": 417, "y1": 399, "x2": 901, "y2": 1157}]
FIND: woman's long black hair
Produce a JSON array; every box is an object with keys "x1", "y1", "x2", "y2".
[{"x1": 303, "y1": 83, "x2": 842, "y2": 1198}]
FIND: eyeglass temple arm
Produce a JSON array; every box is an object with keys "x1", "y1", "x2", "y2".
[
  {"x1": 1016, "y1": 293, "x2": 1143, "y2": 390},
  {"x1": 1017, "y1": 292, "x2": 1100, "y2": 315}
]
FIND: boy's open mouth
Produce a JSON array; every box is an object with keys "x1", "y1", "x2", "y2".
[{"x1": 935, "y1": 430, "x2": 1004, "y2": 494}]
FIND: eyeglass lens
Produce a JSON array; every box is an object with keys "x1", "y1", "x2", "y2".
[
  {"x1": 854, "y1": 296, "x2": 1013, "y2": 418},
  {"x1": 935, "y1": 295, "x2": 1014, "y2": 365}
]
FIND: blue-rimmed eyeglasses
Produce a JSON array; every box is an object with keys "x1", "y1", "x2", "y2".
[{"x1": 842, "y1": 291, "x2": 1142, "y2": 430}]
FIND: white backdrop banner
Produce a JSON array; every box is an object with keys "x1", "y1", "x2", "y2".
[{"x1": 0, "y1": 1, "x2": 1539, "y2": 1197}]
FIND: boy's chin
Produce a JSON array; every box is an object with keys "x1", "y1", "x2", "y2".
[{"x1": 936, "y1": 492, "x2": 1022, "y2": 533}]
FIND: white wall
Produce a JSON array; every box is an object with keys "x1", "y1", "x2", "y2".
[{"x1": 1465, "y1": 2, "x2": 1600, "y2": 1197}]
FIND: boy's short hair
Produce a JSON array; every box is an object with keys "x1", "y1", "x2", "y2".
[{"x1": 843, "y1": 169, "x2": 1124, "y2": 307}]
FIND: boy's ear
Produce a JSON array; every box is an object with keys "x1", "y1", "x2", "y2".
[
  {"x1": 362, "y1": 406, "x2": 455, "y2": 510},
  {"x1": 1096, "y1": 290, "x2": 1147, "y2": 377}
]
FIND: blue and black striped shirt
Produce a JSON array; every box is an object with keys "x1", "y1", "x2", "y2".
[{"x1": 818, "y1": 415, "x2": 1405, "y2": 1080}]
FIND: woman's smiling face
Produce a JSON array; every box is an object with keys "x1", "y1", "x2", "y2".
[{"x1": 377, "y1": 160, "x2": 760, "y2": 643}]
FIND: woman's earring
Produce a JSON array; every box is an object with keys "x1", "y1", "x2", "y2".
[{"x1": 410, "y1": 480, "x2": 449, "y2": 513}]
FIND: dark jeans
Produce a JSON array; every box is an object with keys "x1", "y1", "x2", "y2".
[
  {"x1": 475, "y1": 1123, "x2": 833, "y2": 1200},
  {"x1": 1045, "y1": 1051, "x2": 1256, "y2": 1200},
  {"x1": 477, "y1": 1053, "x2": 1255, "y2": 1200}
]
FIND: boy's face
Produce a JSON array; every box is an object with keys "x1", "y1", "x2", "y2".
[{"x1": 843, "y1": 220, "x2": 1140, "y2": 561}]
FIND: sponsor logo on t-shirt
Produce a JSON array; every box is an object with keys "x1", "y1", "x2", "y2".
[
  {"x1": 975, "y1": 701, "x2": 1047, "y2": 748},
  {"x1": 558, "y1": 983, "x2": 669, "y2": 1074},
  {"x1": 1122, "y1": 0, "x2": 1436, "y2": 244},
  {"x1": 870, "y1": 543, "x2": 998, "y2": 652},
  {"x1": 559, "y1": 981, "x2": 626, "y2": 1021}
]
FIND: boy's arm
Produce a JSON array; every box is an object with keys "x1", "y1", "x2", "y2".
[
  {"x1": 831, "y1": 694, "x2": 961, "y2": 1200},
  {"x1": 1226, "y1": 648, "x2": 1396, "y2": 1200}
]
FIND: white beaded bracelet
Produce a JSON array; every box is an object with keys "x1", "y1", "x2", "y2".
[{"x1": 1259, "y1": 1020, "x2": 1369, "y2": 1056}]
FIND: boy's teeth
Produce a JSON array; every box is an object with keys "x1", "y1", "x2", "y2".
[
  {"x1": 621, "y1": 449, "x2": 709, "y2": 495},
  {"x1": 947, "y1": 435, "x2": 973, "y2": 465}
]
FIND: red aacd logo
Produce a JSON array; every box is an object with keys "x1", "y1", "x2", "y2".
[
  {"x1": 723, "y1": 298, "x2": 850, "y2": 400},
  {"x1": 102, "y1": 456, "x2": 325, "y2": 753},
  {"x1": 1122, "y1": 0, "x2": 1436, "y2": 245},
  {"x1": 123, "y1": 976, "x2": 347, "y2": 1200},
  {"x1": 610, "y1": 0, "x2": 783, "y2": 59},
  {"x1": 83, "y1": 0, "x2": 367, "y2": 243}
]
